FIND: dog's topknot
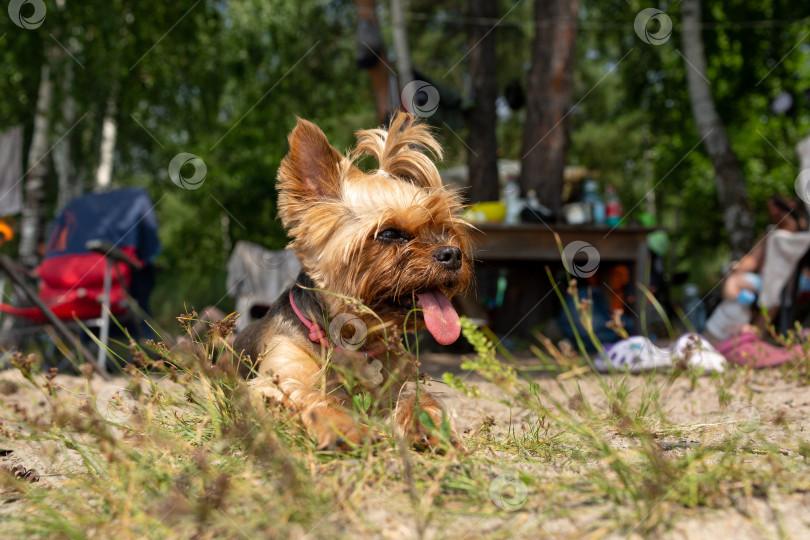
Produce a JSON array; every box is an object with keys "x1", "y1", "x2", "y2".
[{"x1": 352, "y1": 111, "x2": 443, "y2": 189}]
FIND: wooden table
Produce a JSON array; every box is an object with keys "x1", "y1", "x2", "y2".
[{"x1": 471, "y1": 223, "x2": 659, "y2": 322}]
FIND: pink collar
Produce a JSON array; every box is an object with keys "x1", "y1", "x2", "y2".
[{"x1": 288, "y1": 288, "x2": 387, "y2": 358}]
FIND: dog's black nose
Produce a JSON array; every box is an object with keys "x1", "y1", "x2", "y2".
[{"x1": 434, "y1": 246, "x2": 462, "y2": 270}]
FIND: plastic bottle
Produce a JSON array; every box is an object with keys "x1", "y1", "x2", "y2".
[
  {"x1": 605, "y1": 184, "x2": 623, "y2": 227},
  {"x1": 737, "y1": 289, "x2": 756, "y2": 306},
  {"x1": 582, "y1": 179, "x2": 605, "y2": 225},
  {"x1": 503, "y1": 178, "x2": 522, "y2": 225},
  {"x1": 801, "y1": 271, "x2": 810, "y2": 293},
  {"x1": 526, "y1": 189, "x2": 540, "y2": 211},
  {"x1": 705, "y1": 300, "x2": 752, "y2": 341},
  {"x1": 741, "y1": 272, "x2": 762, "y2": 295},
  {"x1": 682, "y1": 284, "x2": 706, "y2": 332},
  {"x1": 704, "y1": 270, "x2": 760, "y2": 339}
]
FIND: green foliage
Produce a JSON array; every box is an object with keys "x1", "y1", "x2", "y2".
[
  {"x1": 0, "y1": 0, "x2": 375, "y2": 326},
  {"x1": 441, "y1": 371, "x2": 481, "y2": 397},
  {"x1": 575, "y1": 0, "x2": 810, "y2": 286},
  {"x1": 459, "y1": 316, "x2": 517, "y2": 388},
  {"x1": 351, "y1": 391, "x2": 372, "y2": 414},
  {"x1": 3, "y1": 0, "x2": 810, "y2": 322}
]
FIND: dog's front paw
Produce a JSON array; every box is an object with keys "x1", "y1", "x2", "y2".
[
  {"x1": 395, "y1": 393, "x2": 462, "y2": 451},
  {"x1": 307, "y1": 406, "x2": 371, "y2": 451}
]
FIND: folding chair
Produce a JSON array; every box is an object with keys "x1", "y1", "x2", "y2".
[
  {"x1": 0, "y1": 187, "x2": 160, "y2": 375},
  {"x1": 777, "y1": 247, "x2": 810, "y2": 334},
  {"x1": 226, "y1": 241, "x2": 300, "y2": 331}
]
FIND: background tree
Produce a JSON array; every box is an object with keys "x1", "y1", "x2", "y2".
[
  {"x1": 2, "y1": 0, "x2": 810, "y2": 328},
  {"x1": 355, "y1": 0, "x2": 395, "y2": 123},
  {"x1": 18, "y1": 61, "x2": 53, "y2": 266},
  {"x1": 569, "y1": 0, "x2": 809, "y2": 285},
  {"x1": 681, "y1": 0, "x2": 754, "y2": 258},
  {"x1": 520, "y1": 0, "x2": 580, "y2": 219},
  {"x1": 466, "y1": 0, "x2": 499, "y2": 203}
]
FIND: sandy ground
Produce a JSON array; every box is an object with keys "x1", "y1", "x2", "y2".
[
  {"x1": 432, "y1": 353, "x2": 810, "y2": 540},
  {"x1": 2, "y1": 354, "x2": 810, "y2": 539}
]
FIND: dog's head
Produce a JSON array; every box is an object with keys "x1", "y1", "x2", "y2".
[{"x1": 276, "y1": 111, "x2": 473, "y2": 344}]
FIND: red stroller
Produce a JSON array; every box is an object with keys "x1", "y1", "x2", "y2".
[{"x1": 0, "y1": 188, "x2": 160, "y2": 376}]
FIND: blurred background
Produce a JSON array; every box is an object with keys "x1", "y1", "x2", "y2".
[{"x1": 1, "y1": 0, "x2": 809, "y2": 334}]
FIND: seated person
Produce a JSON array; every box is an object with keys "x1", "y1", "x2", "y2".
[
  {"x1": 716, "y1": 195, "x2": 809, "y2": 337},
  {"x1": 593, "y1": 196, "x2": 810, "y2": 373}
]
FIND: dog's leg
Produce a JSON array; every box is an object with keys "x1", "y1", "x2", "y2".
[
  {"x1": 393, "y1": 385, "x2": 462, "y2": 450},
  {"x1": 249, "y1": 340, "x2": 368, "y2": 450}
]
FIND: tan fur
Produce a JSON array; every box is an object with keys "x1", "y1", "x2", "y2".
[
  {"x1": 352, "y1": 112, "x2": 444, "y2": 189},
  {"x1": 235, "y1": 112, "x2": 472, "y2": 450}
]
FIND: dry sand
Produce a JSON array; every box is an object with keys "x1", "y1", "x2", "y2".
[{"x1": 1, "y1": 354, "x2": 810, "y2": 539}]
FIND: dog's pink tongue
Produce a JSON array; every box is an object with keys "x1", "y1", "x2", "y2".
[{"x1": 417, "y1": 290, "x2": 460, "y2": 345}]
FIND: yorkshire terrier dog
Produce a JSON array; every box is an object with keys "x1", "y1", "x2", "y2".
[{"x1": 233, "y1": 111, "x2": 473, "y2": 450}]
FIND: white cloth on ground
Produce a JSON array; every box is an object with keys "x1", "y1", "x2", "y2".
[{"x1": 593, "y1": 333, "x2": 726, "y2": 373}]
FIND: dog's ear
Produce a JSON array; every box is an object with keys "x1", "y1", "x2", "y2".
[{"x1": 278, "y1": 118, "x2": 343, "y2": 200}]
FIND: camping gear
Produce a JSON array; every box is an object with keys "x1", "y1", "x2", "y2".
[
  {"x1": 0, "y1": 188, "x2": 160, "y2": 374},
  {"x1": 759, "y1": 230, "x2": 810, "y2": 309},
  {"x1": 226, "y1": 241, "x2": 301, "y2": 331}
]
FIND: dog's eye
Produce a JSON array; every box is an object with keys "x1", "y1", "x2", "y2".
[{"x1": 376, "y1": 228, "x2": 410, "y2": 243}]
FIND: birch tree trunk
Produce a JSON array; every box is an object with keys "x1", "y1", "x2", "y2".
[
  {"x1": 467, "y1": 0, "x2": 499, "y2": 203},
  {"x1": 54, "y1": 0, "x2": 82, "y2": 209},
  {"x1": 681, "y1": 0, "x2": 753, "y2": 258},
  {"x1": 520, "y1": 0, "x2": 579, "y2": 220},
  {"x1": 54, "y1": 58, "x2": 80, "y2": 209},
  {"x1": 19, "y1": 0, "x2": 73, "y2": 262},
  {"x1": 94, "y1": 94, "x2": 118, "y2": 189},
  {"x1": 18, "y1": 63, "x2": 53, "y2": 266},
  {"x1": 390, "y1": 0, "x2": 412, "y2": 91}
]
